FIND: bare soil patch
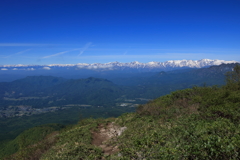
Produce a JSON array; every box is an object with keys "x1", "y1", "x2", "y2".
[{"x1": 92, "y1": 122, "x2": 126, "y2": 155}]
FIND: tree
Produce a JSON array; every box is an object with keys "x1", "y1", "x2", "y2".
[{"x1": 226, "y1": 64, "x2": 240, "y2": 86}]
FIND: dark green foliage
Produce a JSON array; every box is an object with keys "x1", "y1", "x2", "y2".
[
  {"x1": 226, "y1": 64, "x2": 240, "y2": 90},
  {"x1": 40, "y1": 118, "x2": 103, "y2": 159},
  {"x1": 0, "y1": 124, "x2": 64, "y2": 159},
  {"x1": 114, "y1": 65, "x2": 240, "y2": 159}
]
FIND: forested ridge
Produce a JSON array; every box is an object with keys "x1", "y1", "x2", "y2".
[{"x1": 1, "y1": 65, "x2": 239, "y2": 159}]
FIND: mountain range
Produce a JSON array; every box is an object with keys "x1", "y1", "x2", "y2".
[
  {"x1": 0, "y1": 59, "x2": 238, "y2": 82},
  {"x1": 0, "y1": 63, "x2": 238, "y2": 111},
  {"x1": 0, "y1": 59, "x2": 237, "y2": 71}
]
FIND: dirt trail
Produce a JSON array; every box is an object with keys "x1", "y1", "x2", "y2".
[{"x1": 92, "y1": 122, "x2": 127, "y2": 155}]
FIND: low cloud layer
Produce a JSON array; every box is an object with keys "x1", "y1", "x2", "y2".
[{"x1": 42, "y1": 67, "x2": 51, "y2": 70}]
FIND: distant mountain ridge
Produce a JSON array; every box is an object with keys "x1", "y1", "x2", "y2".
[
  {"x1": 0, "y1": 63, "x2": 238, "y2": 109},
  {"x1": 0, "y1": 59, "x2": 237, "y2": 71}
]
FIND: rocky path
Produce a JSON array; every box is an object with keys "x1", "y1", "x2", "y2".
[{"x1": 92, "y1": 122, "x2": 127, "y2": 155}]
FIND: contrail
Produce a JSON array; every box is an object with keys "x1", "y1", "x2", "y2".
[
  {"x1": 42, "y1": 50, "x2": 71, "y2": 59},
  {"x1": 42, "y1": 48, "x2": 80, "y2": 59},
  {"x1": 4, "y1": 49, "x2": 31, "y2": 58},
  {"x1": 15, "y1": 49, "x2": 31, "y2": 55},
  {"x1": 78, "y1": 42, "x2": 92, "y2": 56}
]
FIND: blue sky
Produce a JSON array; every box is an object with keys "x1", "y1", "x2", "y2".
[{"x1": 0, "y1": 0, "x2": 240, "y2": 65}]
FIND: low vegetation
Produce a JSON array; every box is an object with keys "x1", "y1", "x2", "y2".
[{"x1": 2, "y1": 65, "x2": 240, "y2": 159}]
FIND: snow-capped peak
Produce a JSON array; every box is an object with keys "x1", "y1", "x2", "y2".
[{"x1": 0, "y1": 59, "x2": 238, "y2": 71}]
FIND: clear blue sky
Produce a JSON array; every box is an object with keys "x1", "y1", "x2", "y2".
[{"x1": 0, "y1": 0, "x2": 240, "y2": 65}]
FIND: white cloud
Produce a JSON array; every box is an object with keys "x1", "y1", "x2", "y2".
[
  {"x1": 42, "y1": 67, "x2": 51, "y2": 70},
  {"x1": 72, "y1": 53, "x2": 240, "y2": 64},
  {"x1": 1, "y1": 68, "x2": 8, "y2": 70},
  {"x1": 76, "y1": 65, "x2": 113, "y2": 70}
]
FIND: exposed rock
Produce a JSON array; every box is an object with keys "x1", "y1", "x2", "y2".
[{"x1": 92, "y1": 122, "x2": 127, "y2": 155}]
